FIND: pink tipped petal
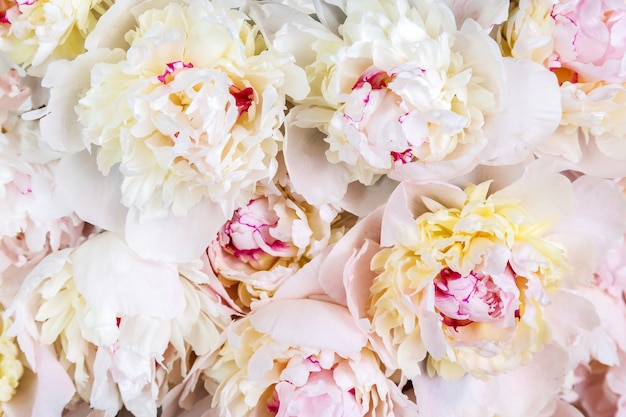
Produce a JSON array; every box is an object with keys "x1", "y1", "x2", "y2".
[
  {"x1": 344, "y1": 239, "x2": 381, "y2": 321},
  {"x1": 248, "y1": 299, "x2": 367, "y2": 356},
  {"x1": 318, "y1": 206, "x2": 384, "y2": 305},
  {"x1": 389, "y1": 143, "x2": 481, "y2": 182}
]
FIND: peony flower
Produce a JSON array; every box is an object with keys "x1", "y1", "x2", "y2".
[
  {"x1": 0, "y1": 0, "x2": 117, "y2": 75},
  {"x1": 75, "y1": 0, "x2": 306, "y2": 217},
  {"x1": 548, "y1": 0, "x2": 626, "y2": 84},
  {"x1": 208, "y1": 183, "x2": 354, "y2": 309},
  {"x1": 205, "y1": 298, "x2": 417, "y2": 417},
  {"x1": 8, "y1": 231, "x2": 234, "y2": 417},
  {"x1": 318, "y1": 161, "x2": 626, "y2": 380},
  {"x1": 499, "y1": 0, "x2": 626, "y2": 176},
  {"x1": 40, "y1": 0, "x2": 308, "y2": 262},
  {"x1": 255, "y1": 0, "x2": 560, "y2": 209}
]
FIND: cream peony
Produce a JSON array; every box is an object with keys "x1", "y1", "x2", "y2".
[
  {"x1": 8, "y1": 231, "x2": 234, "y2": 417},
  {"x1": 0, "y1": 0, "x2": 116, "y2": 75},
  {"x1": 257, "y1": 0, "x2": 560, "y2": 208},
  {"x1": 318, "y1": 162, "x2": 626, "y2": 380},
  {"x1": 74, "y1": 0, "x2": 307, "y2": 220}
]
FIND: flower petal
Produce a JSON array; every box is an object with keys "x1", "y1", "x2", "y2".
[
  {"x1": 248, "y1": 299, "x2": 367, "y2": 356},
  {"x1": 70, "y1": 232, "x2": 184, "y2": 320},
  {"x1": 481, "y1": 58, "x2": 561, "y2": 166}
]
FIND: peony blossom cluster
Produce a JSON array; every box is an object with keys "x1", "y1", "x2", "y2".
[{"x1": 0, "y1": 0, "x2": 626, "y2": 417}]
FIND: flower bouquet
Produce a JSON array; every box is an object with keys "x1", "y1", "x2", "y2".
[{"x1": 1, "y1": 0, "x2": 626, "y2": 416}]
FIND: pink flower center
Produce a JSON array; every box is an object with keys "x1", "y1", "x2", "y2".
[
  {"x1": 267, "y1": 390, "x2": 281, "y2": 416},
  {"x1": 157, "y1": 61, "x2": 193, "y2": 84},
  {"x1": 352, "y1": 67, "x2": 393, "y2": 90},
  {"x1": 434, "y1": 268, "x2": 519, "y2": 329},
  {"x1": 267, "y1": 361, "x2": 360, "y2": 417},
  {"x1": 216, "y1": 198, "x2": 293, "y2": 270},
  {"x1": 228, "y1": 84, "x2": 255, "y2": 116},
  {"x1": 391, "y1": 148, "x2": 413, "y2": 164},
  {"x1": 0, "y1": 0, "x2": 16, "y2": 23}
]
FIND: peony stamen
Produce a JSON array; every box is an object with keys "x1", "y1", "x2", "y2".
[
  {"x1": 434, "y1": 267, "x2": 515, "y2": 328},
  {"x1": 352, "y1": 67, "x2": 393, "y2": 90},
  {"x1": 0, "y1": 0, "x2": 16, "y2": 24},
  {"x1": 391, "y1": 149, "x2": 413, "y2": 164},
  {"x1": 229, "y1": 85, "x2": 255, "y2": 116},
  {"x1": 267, "y1": 390, "x2": 280, "y2": 416},
  {"x1": 157, "y1": 61, "x2": 193, "y2": 84}
]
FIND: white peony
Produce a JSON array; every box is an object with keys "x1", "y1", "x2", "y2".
[{"x1": 8, "y1": 231, "x2": 235, "y2": 417}]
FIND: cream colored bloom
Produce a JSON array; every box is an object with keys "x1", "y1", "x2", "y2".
[
  {"x1": 368, "y1": 181, "x2": 565, "y2": 379},
  {"x1": 10, "y1": 232, "x2": 234, "y2": 417},
  {"x1": 303, "y1": 0, "x2": 503, "y2": 185},
  {"x1": 76, "y1": 0, "x2": 307, "y2": 220},
  {"x1": 0, "y1": 0, "x2": 115, "y2": 75}
]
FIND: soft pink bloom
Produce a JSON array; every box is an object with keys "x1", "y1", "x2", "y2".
[
  {"x1": 204, "y1": 299, "x2": 417, "y2": 417},
  {"x1": 549, "y1": 0, "x2": 626, "y2": 84},
  {"x1": 208, "y1": 186, "x2": 353, "y2": 308}
]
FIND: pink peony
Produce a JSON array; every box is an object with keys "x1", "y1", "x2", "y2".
[
  {"x1": 549, "y1": 0, "x2": 626, "y2": 84},
  {"x1": 208, "y1": 187, "x2": 352, "y2": 308},
  {"x1": 205, "y1": 299, "x2": 417, "y2": 417}
]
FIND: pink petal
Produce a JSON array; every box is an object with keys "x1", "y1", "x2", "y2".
[
  {"x1": 318, "y1": 206, "x2": 384, "y2": 305},
  {"x1": 248, "y1": 299, "x2": 367, "y2": 356}
]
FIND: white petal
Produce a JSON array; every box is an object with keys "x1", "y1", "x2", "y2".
[
  {"x1": 55, "y1": 151, "x2": 127, "y2": 232},
  {"x1": 481, "y1": 58, "x2": 561, "y2": 166},
  {"x1": 124, "y1": 199, "x2": 226, "y2": 263},
  {"x1": 249, "y1": 299, "x2": 367, "y2": 356},
  {"x1": 70, "y1": 232, "x2": 184, "y2": 320}
]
